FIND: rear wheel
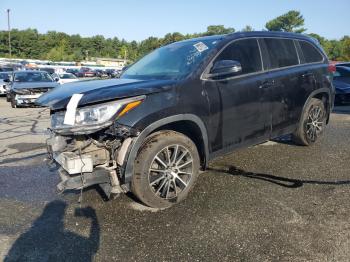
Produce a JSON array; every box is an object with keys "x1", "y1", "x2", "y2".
[
  {"x1": 292, "y1": 98, "x2": 326, "y2": 146},
  {"x1": 131, "y1": 131, "x2": 200, "y2": 208}
]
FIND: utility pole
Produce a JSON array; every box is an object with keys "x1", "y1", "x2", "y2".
[{"x1": 7, "y1": 9, "x2": 11, "y2": 58}]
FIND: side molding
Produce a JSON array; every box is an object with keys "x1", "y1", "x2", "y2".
[{"x1": 121, "y1": 114, "x2": 209, "y2": 183}]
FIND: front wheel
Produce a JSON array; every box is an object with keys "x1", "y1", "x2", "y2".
[
  {"x1": 292, "y1": 98, "x2": 326, "y2": 146},
  {"x1": 131, "y1": 131, "x2": 200, "y2": 208},
  {"x1": 11, "y1": 95, "x2": 17, "y2": 108}
]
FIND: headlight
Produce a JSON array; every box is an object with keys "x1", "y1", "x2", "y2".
[{"x1": 51, "y1": 95, "x2": 145, "y2": 132}]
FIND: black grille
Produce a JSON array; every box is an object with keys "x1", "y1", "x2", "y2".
[{"x1": 28, "y1": 87, "x2": 50, "y2": 93}]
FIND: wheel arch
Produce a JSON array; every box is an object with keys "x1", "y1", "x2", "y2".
[
  {"x1": 121, "y1": 114, "x2": 209, "y2": 184},
  {"x1": 301, "y1": 88, "x2": 332, "y2": 124}
]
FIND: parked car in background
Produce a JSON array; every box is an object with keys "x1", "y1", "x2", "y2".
[
  {"x1": 37, "y1": 31, "x2": 334, "y2": 208},
  {"x1": 76, "y1": 67, "x2": 95, "y2": 77},
  {"x1": 94, "y1": 69, "x2": 108, "y2": 78},
  {"x1": 52, "y1": 73, "x2": 79, "y2": 84},
  {"x1": 336, "y1": 62, "x2": 350, "y2": 68},
  {"x1": 0, "y1": 72, "x2": 11, "y2": 95},
  {"x1": 105, "y1": 69, "x2": 119, "y2": 78},
  {"x1": 0, "y1": 66, "x2": 14, "y2": 72},
  {"x1": 7, "y1": 70, "x2": 59, "y2": 108},
  {"x1": 66, "y1": 68, "x2": 80, "y2": 76},
  {"x1": 333, "y1": 65, "x2": 350, "y2": 104},
  {"x1": 40, "y1": 67, "x2": 56, "y2": 75}
]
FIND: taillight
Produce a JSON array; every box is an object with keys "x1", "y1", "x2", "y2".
[{"x1": 328, "y1": 63, "x2": 336, "y2": 73}]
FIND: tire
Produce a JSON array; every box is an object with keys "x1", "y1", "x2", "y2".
[
  {"x1": 131, "y1": 130, "x2": 200, "y2": 208},
  {"x1": 11, "y1": 96, "x2": 17, "y2": 108},
  {"x1": 292, "y1": 98, "x2": 326, "y2": 146}
]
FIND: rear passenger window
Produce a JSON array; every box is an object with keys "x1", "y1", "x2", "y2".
[
  {"x1": 215, "y1": 39, "x2": 262, "y2": 75},
  {"x1": 264, "y1": 38, "x2": 299, "y2": 69},
  {"x1": 299, "y1": 41, "x2": 324, "y2": 63}
]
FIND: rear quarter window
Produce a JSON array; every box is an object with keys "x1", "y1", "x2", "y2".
[
  {"x1": 264, "y1": 38, "x2": 299, "y2": 69},
  {"x1": 299, "y1": 41, "x2": 324, "y2": 63}
]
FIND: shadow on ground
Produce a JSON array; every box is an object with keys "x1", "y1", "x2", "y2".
[
  {"x1": 4, "y1": 200, "x2": 100, "y2": 262},
  {"x1": 209, "y1": 166, "x2": 350, "y2": 188}
]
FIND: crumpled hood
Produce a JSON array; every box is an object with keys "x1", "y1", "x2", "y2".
[
  {"x1": 36, "y1": 78, "x2": 178, "y2": 110},
  {"x1": 12, "y1": 81, "x2": 60, "y2": 89}
]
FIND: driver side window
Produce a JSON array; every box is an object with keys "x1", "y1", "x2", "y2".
[{"x1": 215, "y1": 38, "x2": 262, "y2": 76}]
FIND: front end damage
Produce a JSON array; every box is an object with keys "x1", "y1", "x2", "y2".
[{"x1": 46, "y1": 124, "x2": 136, "y2": 199}]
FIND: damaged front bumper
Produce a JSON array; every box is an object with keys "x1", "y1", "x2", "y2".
[{"x1": 46, "y1": 128, "x2": 134, "y2": 199}]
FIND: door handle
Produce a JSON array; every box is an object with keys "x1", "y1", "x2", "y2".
[
  {"x1": 302, "y1": 72, "x2": 314, "y2": 78},
  {"x1": 259, "y1": 80, "x2": 275, "y2": 89}
]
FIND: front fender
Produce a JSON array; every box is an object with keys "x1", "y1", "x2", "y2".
[{"x1": 120, "y1": 114, "x2": 209, "y2": 184}]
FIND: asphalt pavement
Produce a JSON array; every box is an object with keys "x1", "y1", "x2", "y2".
[{"x1": 0, "y1": 97, "x2": 350, "y2": 261}]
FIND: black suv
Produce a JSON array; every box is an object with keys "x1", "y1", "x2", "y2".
[{"x1": 37, "y1": 31, "x2": 335, "y2": 208}]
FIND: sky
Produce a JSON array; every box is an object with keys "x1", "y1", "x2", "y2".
[{"x1": 0, "y1": 0, "x2": 348, "y2": 41}]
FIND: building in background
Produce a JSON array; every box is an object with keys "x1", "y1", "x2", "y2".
[{"x1": 91, "y1": 57, "x2": 128, "y2": 68}]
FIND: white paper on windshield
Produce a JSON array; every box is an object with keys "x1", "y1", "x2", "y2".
[
  {"x1": 64, "y1": 94, "x2": 84, "y2": 125},
  {"x1": 193, "y1": 42, "x2": 209, "y2": 53}
]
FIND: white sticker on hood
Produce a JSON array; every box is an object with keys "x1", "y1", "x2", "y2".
[
  {"x1": 63, "y1": 94, "x2": 84, "y2": 126},
  {"x1": 193, "y1": 42, "x2": 209, "y2": 53}
]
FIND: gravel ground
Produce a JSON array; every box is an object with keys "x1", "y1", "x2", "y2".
[{"x1": 0, "y1": 97, "x2": 349, "y2": 261}]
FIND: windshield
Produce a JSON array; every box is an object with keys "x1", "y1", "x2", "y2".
[
  {"x1": 0, "y1": 73, "x2": 10, "y2": 80},
  {"x1": 14, "y1": 71, "x2": 53, "y2": 82},
  {"x1": 59, "y1": 73, "x2": 77, "y2": 79},
  {"x1": 122, "y1": 38, "x2": 221, "y2": 80}
]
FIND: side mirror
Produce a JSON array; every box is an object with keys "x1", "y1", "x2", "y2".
[
  {"x1": 208, "y1": 60, "x2": 242, "y2": 78},
  {"x1": 3, "y1": 78, "x2": 10, "y2": 83},
  {"x1": 54, "y1": 77, "x2": 60, "y2": 82}
]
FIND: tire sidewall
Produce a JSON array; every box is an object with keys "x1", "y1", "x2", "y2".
[{"x1": 132, "y1": 131, "x2": 200, "y2": 208}]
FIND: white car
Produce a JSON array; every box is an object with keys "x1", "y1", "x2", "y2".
[
  {"x1": 53, "y1": 73, "x2": 79, "y2": 85},
  {"x1": 0, "y1": 72, "x2": 12, "y2": 95}
]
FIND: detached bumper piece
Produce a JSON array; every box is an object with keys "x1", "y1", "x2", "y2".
[
  {"x1": 55, "y1": 152, "x2": 93, "y2": 175},
  {"x1": 58, "y1": 167, "x2": 111, "y2": 192},
  {"x1": 54, "y1": 151, "x2": 124, "y2": 199}
]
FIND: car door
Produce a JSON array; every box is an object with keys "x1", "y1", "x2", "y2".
[
  {"x1": 258, "y1": 38, "x2": 304, "y2": 135},
  {"x1": 203, "y1": 38, "x2": 272, "y2": 154}
]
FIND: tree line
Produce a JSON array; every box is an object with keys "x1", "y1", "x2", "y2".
[{"x1": 0, "y1": 10, "x2": 349, "y2": 63}]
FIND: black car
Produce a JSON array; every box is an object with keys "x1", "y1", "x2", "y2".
[
  {"x1": 37, "y1": 31, "x2": 335, "y2": 208},
  {"x1": 66, "y1": 68, "x2": 80, "y2": 76},
  {"x1": 8, "y1": 70, "x2": 60, "y2": 108},
  {"x1": 333, "y1": 65, "x2": 350, "y2": 104}
]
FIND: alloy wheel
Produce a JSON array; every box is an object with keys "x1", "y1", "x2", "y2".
[
  {"x1": 148, "y1": 144, "x2": 193, "y2": 199},
  {"x1": 306, "y1": 105, "x2": 324, "y2": 142}
]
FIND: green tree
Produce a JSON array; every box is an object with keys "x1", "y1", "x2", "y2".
[
  {"x1": 203, "y1": 25, "x2": 235, "y2": 36},
  {"x1": 340, "y1": 36, "x2": 350, "y2": 61},
  {"x1": 266, "y1": 10, "x2": 306, "y2": 33},
  {"x1": 241, "y1": 25, "x2": 253, "y2": 32}
]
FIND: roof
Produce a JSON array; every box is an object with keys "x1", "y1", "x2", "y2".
[
  {"x1": 173, "y1": 31, "x2": 316, "y2": 47},
  {"x1": 225, "y1": 31, "x2": 314, "y2": 42}
]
